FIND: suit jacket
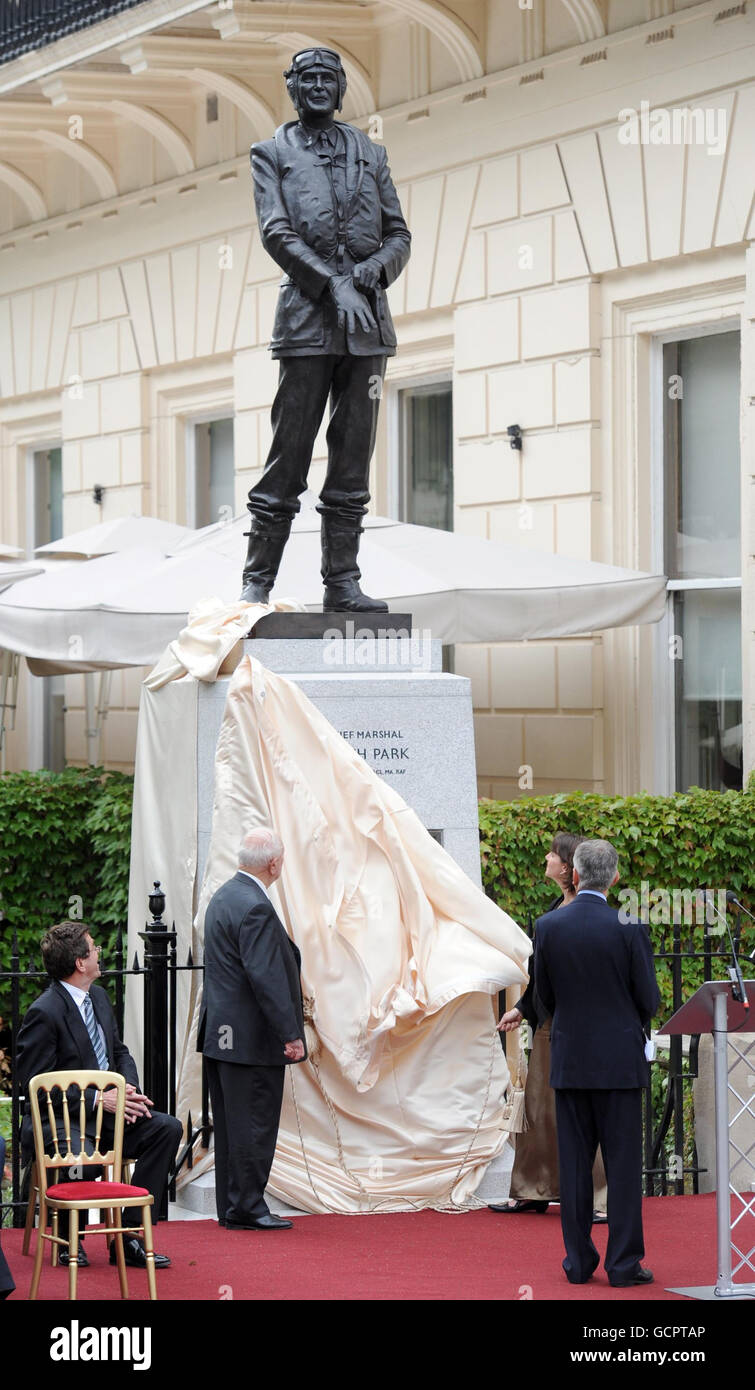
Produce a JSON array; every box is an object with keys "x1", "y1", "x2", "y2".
[
  {"x1": 198, "y1": 872, "x2": 306, "y2": 1068},
  {"x1": 535, "y1": 893, "x2": 660, "y2": 1090},
  {"x1": 252, "y1": 120, "x2": 411, "y2": 358},
  {"x1": 15, "y1": 979, "x2": 139, "y2": 1161}
]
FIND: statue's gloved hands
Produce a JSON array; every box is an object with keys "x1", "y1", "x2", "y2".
[
  {"x1": 328, "y1": 275, "x2": 377, "y2": 333},
  {"x1": 352, "y1": 259, "x2": 382, "y2": 291}
]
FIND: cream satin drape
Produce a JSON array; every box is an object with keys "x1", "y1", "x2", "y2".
[{"x1": 136, "y1": 602, "x2": 532, "y2": 1212}]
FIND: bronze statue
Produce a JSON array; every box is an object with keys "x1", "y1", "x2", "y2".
[{"x1": 241, "y1": 48, "x2": 411, "y2": 612}]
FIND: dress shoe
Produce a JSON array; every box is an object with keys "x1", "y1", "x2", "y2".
[
  {"x1": 592, "y1": 1211, "x2": 608, "y2": 1224},
  {"x1": 225, "y1": 1214, "x2": 293, "y2": 1231},
  {"x1": 109, "y1": 1234, "x2": 171, "y2": 1268},
  {"x1": 609, "y1": 1266, "x2": 654, "y2": 1288},
  {"x1": 60, "y1": 1245, "x2": 89, "y2": 1268},
  {"x1": 488, "y1": 1199, "x2": 549, "y2": 1214}
]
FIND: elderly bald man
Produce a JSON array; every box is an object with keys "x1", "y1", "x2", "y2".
[{"x1": 198, "y1": 829, "x2": 306, "y2": 1231}]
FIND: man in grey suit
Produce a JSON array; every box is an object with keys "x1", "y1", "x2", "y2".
[
  {"x1": 240, "y1": 46, "x2": 411, "y2": 612},
  {"x1": 198, "y1": 828, "x2": 306, "y2": 1231}
]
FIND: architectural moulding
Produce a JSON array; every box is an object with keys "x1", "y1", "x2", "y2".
[
  {"x1": 0, "y1": 163, "x2": 47, "y2": 222},
  {"x1": 28, "y1": 129, "x2": 119, "y2": 201},
  {"x1": 377, "y1": 0, "x2": 483, "y2": 83},
  {"x1": 561, "y1": 0, "x2": 606, "y2": 45},
  {"x1": 0, "y1": 0, "x2": 215, "y2": 95},
  {"x1": 188, "y1": 69, "x2": 275, "y2": 139},
  {"x1": 107, "y1": 99, "x2": 195, "y2": 175},
  {"x1": 35, "y1": 82, "x2": 197, "y2": 178}
]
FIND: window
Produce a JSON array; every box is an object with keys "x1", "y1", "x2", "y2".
[
  {"x1": 396, "y1": 380, "x2": 454, "y2": 670},
  {"x1": 662, "y1": 329, "x2": 742, "y2": 790},
  {"x1": 27, "y1": 446, "x2": 65, "y2": 770},
  {"x1": 398, "y1": 383, "x2": 453, "y2": 531},
  {"x1": 29, "y1": 446, "x2": 63, "y2": 551},
  {"x1": 188, "y1": 417, "x2": 235, "y2": 528}
]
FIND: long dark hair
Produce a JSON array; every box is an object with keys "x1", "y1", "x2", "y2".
[{"x1": 550, "y1": 832, "x2": 585, "y2": 892}]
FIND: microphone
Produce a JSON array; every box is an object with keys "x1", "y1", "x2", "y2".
[
  {"x1": 724, "y1": 893, "x2": 755, "y2": 965},
  {"x1": 725, "y1": 890, "x2": 755, "y2": 923},
  {"x1": 698, "y1": 889, "x2": 749, "y2": 1009}
]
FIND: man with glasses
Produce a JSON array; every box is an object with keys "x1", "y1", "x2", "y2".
[
  {"x1": 240, "y1": 47, "x2": 411, "y2": 612},
  {"x1": 16, "y1": 921, "x2": 181, "y2": 1271}
]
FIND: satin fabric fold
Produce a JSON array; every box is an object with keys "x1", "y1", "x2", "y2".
[{"x1": 173, "y1": 654, "x2": 531, "y2": 1212}]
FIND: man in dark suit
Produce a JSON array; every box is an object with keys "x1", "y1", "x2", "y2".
[
  {"x1": 240, "y1": 46, "x2": 411, "y2": 612},
  {"x1": 16, "y1": 921, "x2": 181, "y2": 1270},
  {"x1": 198, "y1": 827, "x2": 306, "y2": 1232},
  {"x1": 535, "y1": 839, "x2": 660, "y2": 1288}
]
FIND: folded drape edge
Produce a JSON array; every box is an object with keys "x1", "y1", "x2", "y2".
[{"x1": 423, "y1": 973, "x2": 527, "y2": 1013}]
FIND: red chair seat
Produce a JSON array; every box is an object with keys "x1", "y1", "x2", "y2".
[{"x1": 45, "y1": 1182, "x2": 150, "y2": 1201}]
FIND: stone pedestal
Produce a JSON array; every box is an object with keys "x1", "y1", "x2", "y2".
[{"x1": 196, "y1": 623, "x2": 482, "y2": 887}]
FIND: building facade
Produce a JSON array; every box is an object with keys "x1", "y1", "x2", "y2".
[{"x1": 0, "y1": 0, "x2": 752, "y2": 798}]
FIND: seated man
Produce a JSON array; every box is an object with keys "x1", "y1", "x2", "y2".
[{"x1": 16, "y1": 921, "x2": 181, "y2": 1270}]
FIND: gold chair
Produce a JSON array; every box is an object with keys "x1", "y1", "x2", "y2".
[
  {"x1": 23, "y1": 1157, "x2": 136, "y2": 1263},
  {"x1": 22, "y1": 1162, "x2": 38, "y2": 1257},
  {"x1": 27, "y1": 1070, "x2": 158, "y2": 1301}
]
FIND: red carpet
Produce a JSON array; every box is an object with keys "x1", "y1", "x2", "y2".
[{"x1": 2, "y1": 1194, "x2": 731, "y2": 1301}]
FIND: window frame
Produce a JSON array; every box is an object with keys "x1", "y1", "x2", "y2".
[
  {"x1": 387, "y1": 370, "x2": 454, "y2": 526},
  {"x1": 649, "y1": 318, "x2": 742, "y2": 793},
  {"x1": 25, "y1": 444, "x2": 64, "y2": 554},
  {"x1": 184, "y1": 409, "x2": 236, "y2": 530}
]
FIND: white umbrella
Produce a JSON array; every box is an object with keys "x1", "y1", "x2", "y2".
[
  {"x1": 167, "y1": 494, "x2": 667, "y2": 642},
  {"x1": 0, "y1": 496, "x2": 667, "y2": 670},
  {"x1": 0, "y1": 548, "x2": 170, "y2": 673},
  {"x1": 36, "y1": 514, "x2": 191, "y2": 559},
  {"x1": 0, "y1": 559, "x2": 45, "y2": 593},
  {"x1": 0, "y1": 558, "x2": 49, "y2": 769}
]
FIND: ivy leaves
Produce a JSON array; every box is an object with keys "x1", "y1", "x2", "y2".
[
  {"x1": 0, "y1": 768, "x2": 133, "y2": 1029},
  {"x1": 479, "y1": 787, "x2": 755, "y2": 1019}
]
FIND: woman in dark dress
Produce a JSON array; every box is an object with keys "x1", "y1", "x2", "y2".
[{"x1": 490, "y1": 832, "x2": 607, "y2": 1218}]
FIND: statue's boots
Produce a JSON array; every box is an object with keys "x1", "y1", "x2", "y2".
[
  {"x1": 240, "y1": 518, "x2": 291, "y2": 604},
  {"x1": 321, "y1": 516, "x2": 388, "y2": 613}
]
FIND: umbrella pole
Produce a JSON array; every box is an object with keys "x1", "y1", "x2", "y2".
[
  {"x1": 0, "y1": 650, "x2": 8, "y2": 775},
  {"x1": 84, "y1": 672, "x2": 97, "y2": 766},
  {"x1": 0, "y1": 650, "x2": 18, "y2": 776},
  {"x1": 97, "y1": 671, "x2": 112, "y2": 762}
]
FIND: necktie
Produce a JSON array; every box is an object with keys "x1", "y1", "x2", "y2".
[{"x1": 82, "y1": 993, "x2": 108, "y2": 1070}]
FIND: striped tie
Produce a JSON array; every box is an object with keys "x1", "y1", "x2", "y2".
[{"x1": 82, "y1": 992, "x2": 108, "y2": 1070}]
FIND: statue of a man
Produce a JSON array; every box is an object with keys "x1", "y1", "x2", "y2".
[{"x1": 240, "y1": 47, "x2": 411, "y2": 612}]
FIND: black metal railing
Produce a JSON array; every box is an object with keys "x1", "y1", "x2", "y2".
[
  {"x1": 0, "y1": 883, "x2": 206, "y2": 1227},
  {"x1": 640, "y1": 905, "x2": 750, "y2": 1196},
  {"x1": 0, "y1": 0, "x2": 145, "y2": 64}
]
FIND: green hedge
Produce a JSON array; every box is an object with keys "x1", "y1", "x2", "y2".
[
  {"x1": 479, "y1": 787, "x2": 755, "y2": 1018},
  {"x1": 0, "y1": 768, "x2": 134, "y2": 1023}
]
